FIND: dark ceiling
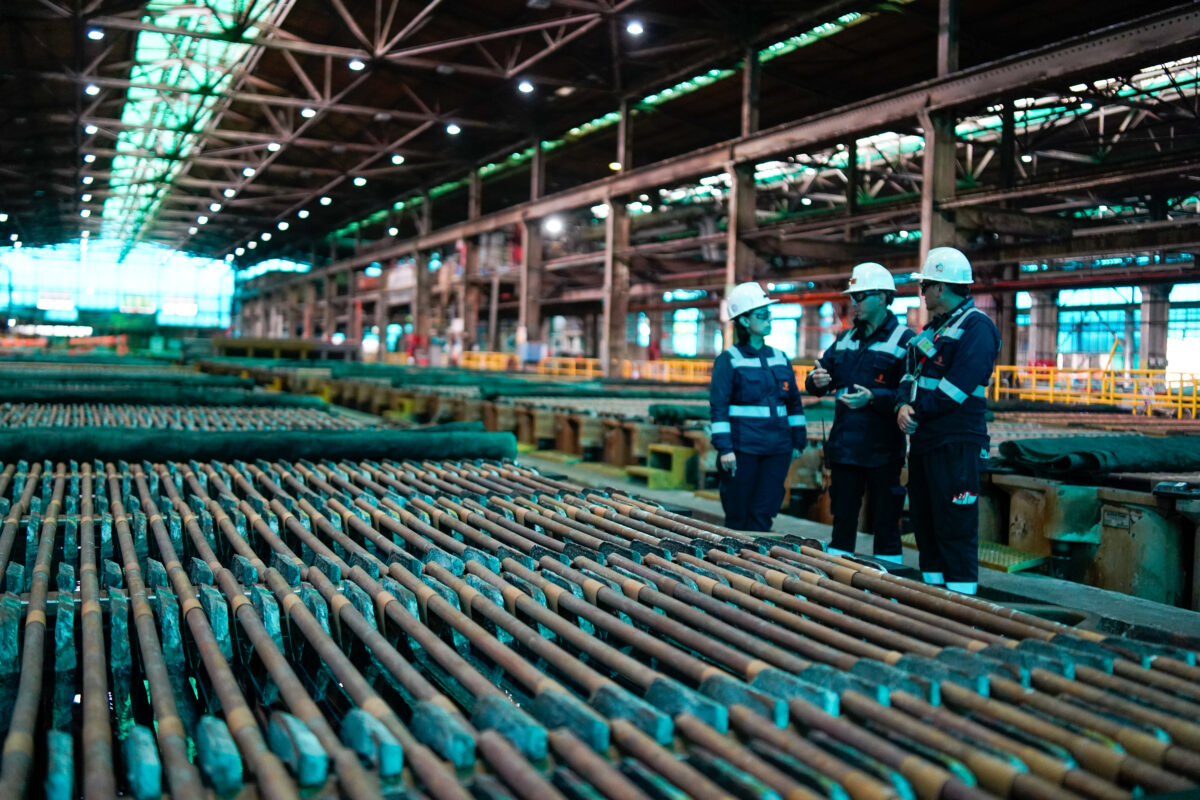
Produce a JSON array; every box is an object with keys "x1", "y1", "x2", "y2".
[{"x1": 0, "y1": 0, "x2": 1192, "y2": 266}]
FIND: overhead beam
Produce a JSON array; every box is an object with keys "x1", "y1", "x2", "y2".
[
  {"x1": 37, "y1": 72, "x2": 512, "y2": 130},
  {"x1": 941, "y1": 152, "x2": 1200, "y2": 208},
  {"x1": 953, "y1": 206, "x2": 1075, "y2": 238}
]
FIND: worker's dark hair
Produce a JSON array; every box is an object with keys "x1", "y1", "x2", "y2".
[
  {"x1": 882, "y1": 290, "x2": 896, "y2": 306},
  {"x1": 734, "y1": 314, "x2": 752, "y2": 346},
  {"x1": 945, "y1": 283, "x2": 972, "y2": 298}
]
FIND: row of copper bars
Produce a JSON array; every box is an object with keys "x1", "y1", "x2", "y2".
[
  {"x1": 0, "y1": 403, "x2": 365, "y2": 431},
  {"x1": 0, "y1": 457, "x2": 1197, "y2": 800}
]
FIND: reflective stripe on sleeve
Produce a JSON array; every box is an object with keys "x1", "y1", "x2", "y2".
[
  {"x1": 916, "y1": 375, "x2": 985, "y2": 398},
  {"x1": 711, "y1": 421, "x2": 732, "y2": 434},
  {"x1": 937, "y1": 378, "x2": 969, "y2": 403}
]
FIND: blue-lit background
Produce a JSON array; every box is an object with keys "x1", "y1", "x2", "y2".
[{"x1": 0, "y1": 240, "x2": 235, "y2": 328}]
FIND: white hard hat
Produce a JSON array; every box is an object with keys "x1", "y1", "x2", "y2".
[
  {"x1": 842, "y1": 262, "x2": 896, "y2": 294},
  {"x1": 726, "y1": 282, "x2": 777, "y2": 319},
  {"x1": 917, "y1": 246, "x2": 973, "y2": 284}
]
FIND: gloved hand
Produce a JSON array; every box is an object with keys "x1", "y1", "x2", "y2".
[{"x1": 838, "y1": 384, "x2": 872, "y2": 409}]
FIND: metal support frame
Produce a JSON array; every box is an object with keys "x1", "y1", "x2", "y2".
[
  {"x1": 602, "y1": 199, "x2": 631, "y2": 376},
  {"x1": 741, "y1": 45, "x2": 761, "y2": 138},
  {"x1": 519, "y1": 221, "x2": 544, "y2": 351},
  {"x1": 617, "y1": 98, "x2": 633, "y2": 172},
  {"x1": 1028, "y1": 290, "x2": 1059, "y2": 364},
  {"x1": 530, "y1": 141, "x2": 546, "y2": 202},
  {"x1": 292, "y1": 4, "x2": 1200, "y2": 281},
  {"x1": 1139, "y1": 282, "x2": 1172, "y2": 370},
  {"x1": 724, "y1": 162, "x2": 757, "y2": 341},
  {"x1": 413, "y1": 200, "x2": 433, "y2": 347}
]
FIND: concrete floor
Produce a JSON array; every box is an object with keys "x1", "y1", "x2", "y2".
[{"x1": 520, "y1": 453, "x2": 1200, "y2": 644}]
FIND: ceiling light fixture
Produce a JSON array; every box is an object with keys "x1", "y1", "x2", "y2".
[
  {"x1": 223, "y1": 188, "x2": 236, "y2": 198},
  {"x1": 188, "y1": 226, "x2": 198, "y2": 234},
  {"x1": 543, "y1": 216, "x2": 564, "y2": 235},
  {"x1": 391, "y1": 154, "x2": 405, "y2": 165},
  {"x1": 608, "y1": 161, "x2": 622, "y2": 171},
  {"x1": 242, "y1": 167, "x2": 256, "y2": 177},
  {"x1": 348, "y1": 58, "x2": 366, "y2": 71},
  {"x1": 80, "y1": 209, "x2": 90, "y2": 218},
  {"x1": 261, "y1": 232, "x2": 272, "y2": 241},
  {"x1": 353, "y1": 176, "x2": 367, "y2": 187},
  {"x1": 626, "y1": 20, "x2": 644, "y2": 35},
  {"x1": 297, "y1": 209, "x2": 310, "y2": 218},
  {"x1": 278, "y1": 221, "x2": 289, "y2": 231},
  {"x1": 446, "y1": 123, "x2": 461, "y2": 135},
  {"x1": 81, "y1": 194, "x2": 91, "y2": 202},
  {"x1": 197, "y1": 216, "x2": 209, "y2": 224},
  {"x1": 0, "y1": 213, "x2": 7, "y2": 222},
  {"x1": 82, "y1": 176, "x2": 94, "y2": 184},
  {"x1": 209, "y1": 202, "x2": 222, "y2": 212},
  {"x1": 247, "y1": 241, "x2": 257, "y2": 249},
  {"x1": 267, "y1": 142, "x2": 281, "y2": 152},
  {"x1": 235, "y1": 247, "x2": 245, "y2": 256},
  {"x1": 319, "y1": 197, "x2": 332, "y2": 206},
  {"x1": 83, "y1": 154, "x2": 96, "y2": 163},
  {"x1": 84, "y1": 124, "x2": 98, "y2": 135},
  {"x1": 84, "y1": 84, "x2": 100, "y2": 96},
  {"x1": 388, "y1": 226, "x2": 399, "y2": 236},
  {"x1": 301, "y1": 107, "x2": 317, "y2": 118},
  {"x1": 87, "y1": 28, "x2": 104, "y2": 40},
  {"x1": 518, "y1": 80, "x2": 534, "y2": 94}
]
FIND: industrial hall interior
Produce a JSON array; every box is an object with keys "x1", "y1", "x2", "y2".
[{"x1": 6, "y1": 0, "x2": 1200, "y2": 798}]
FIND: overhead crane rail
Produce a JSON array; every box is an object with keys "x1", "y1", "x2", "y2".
[{"x1": 0, "y1": 456, "x2": 1195, "y2": 798}]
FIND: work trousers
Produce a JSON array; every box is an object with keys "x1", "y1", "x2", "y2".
[
  {"x1": 719, "y1": 451, "x2": 791, "y2": 532},
  {"x1": 829, "y1": 461, "x2": 904, "y2": 556},
  {"x1": 908, "y1": 442, "x2": 986, "y2": 583}
]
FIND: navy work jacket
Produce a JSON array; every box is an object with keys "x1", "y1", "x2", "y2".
[
  {"x1": 709, "y1": 344, "x2": 806, "y2": 456},
  {"x1": 898, "y1": 298, "x2": 1001, "y2": 456},
  {"x1": 805, "y1": 313, "x2": 913, "y2": 467}
]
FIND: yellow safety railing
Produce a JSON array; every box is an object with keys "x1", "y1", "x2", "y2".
[
  {"x1": 487, "y1": 353, "x2": 819, "y2": 385},
  {"x1": 627, "y1": 359, "x2": 713, "y2": 383},
  {"x1": 459, "y1": 350, "x2": 518, "y2": 372},
  {"x1": 990, "y1": 365, "x2": 1200, "y2": 418},
  {"x1": 537, "y1": 357, "x2": 605, "y2": 379}
]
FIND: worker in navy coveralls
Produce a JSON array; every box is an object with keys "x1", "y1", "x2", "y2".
[
  {"x1": 896, "y1": 247, "x2": 1000, "y2": 595},
  {"x1": 805, "y1": 263, "x2": 913, "y2": 562},
  {"x1": 709, "y1": 282, "x2": 807, "y2": 531}
]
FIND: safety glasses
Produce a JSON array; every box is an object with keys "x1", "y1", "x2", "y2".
[
  {"x1": 848, "y1": 291, "x2": 880, "y2": 304},
  {"x1": 919, "y1": 282, "x2": 941, "y2": 295},
  {"x1": 748, "y1": 309, "x2": 772, "y2": 321}
]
